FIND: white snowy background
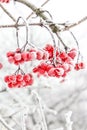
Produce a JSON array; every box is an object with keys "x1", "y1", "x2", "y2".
[{"x1": 0, "y1": 0, "x2": 87, "y2": 130}]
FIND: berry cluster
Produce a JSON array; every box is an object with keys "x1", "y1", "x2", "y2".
[
  {"x1": 4, "y1": 73, "x2": 34, "y2": 88},
  {"x1": 33, "y1": 62, "x2": 67, "y2": 77},
  {"x1": 74, "y1": 62, "x2": 85, "y2": 70},
  {"x1": 7, "y1": 48, "x2": 49, "y2": 65},
  {"x1": 0, "y1": 0, "x2": 10, "y2": 3},
  {"x1": 5, "y1": 43, "x2": 85, "y2": 88},
  {"x1": 33, "y1": 44, "x2": 85, "y2": 78}
]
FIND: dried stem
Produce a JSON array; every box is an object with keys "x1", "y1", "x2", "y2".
[
  {"x1": 56, "y1": 32, "x2": 68, "y2": 50},
  {"x1": 69, "y1": 30, "x2": 81, "y2": 61},
  {"x1": 15, "y1": 17, "x2": 29, "y2": 48},
  {"x1": 0, "y1": 4, "x2": 16, "y2": 22}
]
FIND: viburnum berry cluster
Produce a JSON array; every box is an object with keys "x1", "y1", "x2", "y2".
[
  {"x1": 0, "y1": 0, "x2": 10, "y2": 3},
  {"x1": 4, "y1": 73, "x2": 34, "y2": 88},
  {"x1": 33, "y1": 44, "x2": 85, "y2": 77},
  {"x1": 2, "y1": 14, "x2": 85, "y2": 88},
  {"x1": 6, "y1": 48, "x2": 49, "y2": 65},
  {"x1": 5, "y1": 42, "x2": 85, "y2": 88},
  {"x1": 74, "y1": 62, "x2": 85, "y2": 70}
]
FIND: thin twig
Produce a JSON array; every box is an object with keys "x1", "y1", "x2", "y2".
[
  {"x1": 63, "y1": 16, "x2": 87, "y2": 31},
  {"x1": 41, "y1": 0, "x2": 50, "y2": 7},
  {"x1": 0, "y1": 4, "x2": 16, "y2": 22},
  {"x1": 0, "y1": 116, "x2": 15, "y2": 130},
  {"x1": 26, "y1": 0, "x2": 50, "y2": 20},
  {"x1": 0, "y1": 22, "x2": 49, "y2": 28},
  {"x1": 65, "y1": 111, "x2": 73, "y2": 130},
  {"x1": 0, "y1": 15, "x2": 87, "y2": 32},
  {"x1": 69, "y1": 30, "x2": 81, "y2": 61},
  {"x1": 32, "y1": 90, "x2": 48, "y2": 130},
  {"x1": 21, "y1": 110, "x2": 27, "y2": 130},
  {"x1": 15, "y1": 17, "x2": 29, "y2": 48},
  {"x1": 56, "y1": 32, "x2": 68, "y2": 50}
]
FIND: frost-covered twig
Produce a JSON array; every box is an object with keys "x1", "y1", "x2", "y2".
[
  {"x1": 26, "y1": 0, "x2": 50, "y2": 20},
  {"x1": 32, "y1": 90, "x2": 48, "y2": 130},
  {"x1": 0, "y1": 4, "x2": 16, "y2": 22},
  {"x1": 21, "y1": 109, "x2": 28, "y2": 130},
  {"x1": 0, "y1": 116, "x2": 15, "y2": 130},
  {"x1": 44, "y1": 105, "x2": 57, "y2": 115},
  {"x1": 65, "y1": 111, "x2": 73, "y2": 130}
]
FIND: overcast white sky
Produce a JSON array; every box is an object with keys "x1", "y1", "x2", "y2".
[{"x1": 35, "y1": 0, "x2": 87, "y2": 22}]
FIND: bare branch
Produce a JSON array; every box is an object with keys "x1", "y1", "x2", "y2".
[
  {"x1": 15, "y1": 0, "x2": 60, "y2": 33},
  {"x1": 0, "y1": 14, "x2": 87, "y2": 34},
  {"x1": 0, "y1": 4, "x2": 16, "y2": 22},
  {"x1": 63, "y1": 16, "x2": 87, "y2": 31},
  {"x1": 26, "y1": 0, "x2": 50, "y2": 20},
  {"x1": 32, "y1": 90, "x2": 48, "y2": 130}
]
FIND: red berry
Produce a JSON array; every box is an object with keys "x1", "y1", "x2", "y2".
[
  {"x1": 74, "y1": 62, "x2": 85, "y2": 71},
  {"x1": 48, "y1": 68, "x2": 55, "y2": 77},
  {"x1": 59, "y1": 52, "x2": 68, "y2": 61},
  {"x1": 44, "y1": 44, "x2": 54, "y2": 58},
  {"x1": 16, "y1": 74, "x2": 23, "y2": 82},
  {"x1": 27, "y1": 74, "x2": 34, "y2": 85},
  {"x1": 8, "y1": 83, "x2": 13, "y2": 88},
  {"x1": 38, "y1": 68, "x2": 45, "y2": 75},
  {"x1": 7, "y1": 52, "x2": 14, "y2": 57},
  {"x1": 9, "y1": 75, "x2": 16, "y2": 82},
  {"x1": 0, "y1": 0, "x2": 10, "y2": 3},
  {"x1": 28, "y1": 78, "x2": 34, "y2": 85},
  {"x1": 0, "y1": 63, "x2": 3, "y2": 69},
  {"x1": 8, "y1": 56, "x2": 14, "y2": 63},
  {"x1": 42, "y1": 51, "x2": 49, "y2": 60},
  {"x1": 14, "y1": 53, "x2": 22, "y2": 61},
  {"x1": 68, "y1": 48, "x2": 77, "y2": 59},
  {"x1": 23, "y1": 74, "x2": 30, "y2": 82},
  {"x1": 74, "y1": 63, "x2": 79, "y2": 70},
  {"x1": 28, "y1": 52, "x2": 36, "y2": 60},
  {"x1": 29, "y1": 48, "x2": 37, "y2": 52},
  {"x1": 4, "y1": 76, "x2": 10, "y2": 82},
  {"x1": 36, "y1": 50, "x2": 43, "y2": 60},
  {"x1": 6, "y1": 0, "x2": 9, "y2": 3},
  {"x1": 79, "y1": 62, "x2": 85, "y2": 69},
  {"x1": 16, "y1": 48, "x2": 21, "y2": 53},
  {"x1": 46, "y1": 64, "x2": 53, "y2": 71},
  {"x1": 21, "y1": 52, "x2": 29, "y2": 61},
  {"x1": 33, "y1": 67, "x2": 39, "y2": 73},
  {"x1": 54, "y1": 68, "x2": 64, "y2": 77}
]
